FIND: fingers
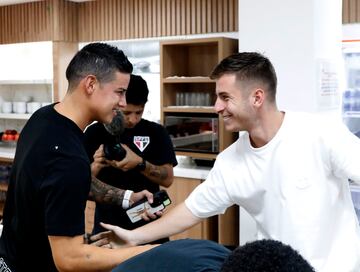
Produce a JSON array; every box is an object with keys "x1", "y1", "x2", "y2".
[
  {"x1": 141, "y1": 212, "x2": 156, "y2": 221},
  {"x1": 142, "y1": 190, "x2": 153, "y2": 204},
  {"x1": 88, "y1": 230, "x2": 112, "y2": 242},
  {"x1": 154, "y1": 210, "x2": 163, "y2": 217},
  {"x1": 100, "y1": 222, "x2": 119, "y2": 232},
  {"x1": 130, "y1": 190, "x2": 153, "y2": 204},
  {"x1": 91, "y1": 237, "x2": 111, "y2": 247}
]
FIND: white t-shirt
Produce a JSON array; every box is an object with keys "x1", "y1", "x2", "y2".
[{"x1": 185, "y1": 112, "x2": 360, "y2": 272}]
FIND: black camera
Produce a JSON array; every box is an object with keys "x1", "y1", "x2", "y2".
[{"x1": 103, "y1": 143, "x2": 126, "y2": 161}]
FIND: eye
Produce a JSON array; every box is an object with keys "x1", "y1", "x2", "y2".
[
  {"x1": 115, "y1": 89, "x2": 126, "y2": 96},
  {"x1": 219, "y1": 94, "x2": 229, "y2": 101}
]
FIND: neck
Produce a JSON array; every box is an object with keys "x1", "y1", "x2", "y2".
[
  {"x1": 248, "y1": 109, "x2": 284, "y2": 148},
  {"x1": 54, "y1": 92, "x2": 91, "y2": 131}
]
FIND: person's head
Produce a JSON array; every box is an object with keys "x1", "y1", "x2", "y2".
[
  {"x1": 122, "y1": 74, "x2": 149, "y2": 129},
  {"x1": 65, "y1": 42, "x2": 133, "y2": 124},
  {"x1": 210, "y1": 52, "x2": 277, "y2": 132},
  {"x1": 220, "y1": 239, "x2": 315, "y2": 272}
]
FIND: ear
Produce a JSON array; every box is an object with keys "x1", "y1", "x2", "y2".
[
  {"x1": 252, "y1": 88, "x2": 265, "y2": 108},
  {"x1": 83, "y1": 75, "x2": 97, "y2": 95}
]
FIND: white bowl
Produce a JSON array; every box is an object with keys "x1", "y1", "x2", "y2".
[{"x1": 1, "y1": 102, "x2": 12, "y2": 113}]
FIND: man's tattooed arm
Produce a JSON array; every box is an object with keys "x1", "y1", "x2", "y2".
[
  {"x1": 141, "y1": 162, "x2": 174, "y2": 188},
  {"x1": 88, "y1": 176, "x2": 125, "y2": 206}
]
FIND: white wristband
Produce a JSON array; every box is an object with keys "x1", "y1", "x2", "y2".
[{"x1": 122, "y1": 190, "x2": 133, "y2": 209}]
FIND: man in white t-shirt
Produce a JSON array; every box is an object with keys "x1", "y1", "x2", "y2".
[{"x1": 96, "y1": 52, "x2": 360, "y2": 272}]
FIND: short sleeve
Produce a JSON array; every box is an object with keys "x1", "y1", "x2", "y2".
[{"x1": 42, "y1": 157, "x2": 91, "y2": 236}]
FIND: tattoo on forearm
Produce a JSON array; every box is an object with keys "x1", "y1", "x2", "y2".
[
  {"x1": 148, "y1": 164, "x2": 168, "y2": 180},
  {"x1": 89, "y1": 176, "x2": 125, "y2": 206}
]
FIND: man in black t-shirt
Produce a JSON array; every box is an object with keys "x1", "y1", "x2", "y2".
[
  {"x1": 84, "y1": 75, "x2": 177, "y2": 243},
  {"x1": 0, "y1": 43, "x2": 156, "y2": 272}
]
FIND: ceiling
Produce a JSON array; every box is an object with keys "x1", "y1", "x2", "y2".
[{"x1": 0, "y1": 0, "x2": 91, "y2": 6}]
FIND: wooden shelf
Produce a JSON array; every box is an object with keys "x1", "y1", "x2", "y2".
[
  {"x1": 175, "y1": 151, "x2": 217, "y2": 160},
  {"x1": 0, "y1": 113, "x2": 31, "y2": 120},
  {"x1": 160, "y1": 37, "x2": 238, "y2": 160},
  {"x1": 0, "y1": 79, "x2": 52, "y2": 85},
  {"x1": 163, "y1": 106, "x2": 215, "y2": 114},
  {"x1": 163, "y1": 77, "x2": 214, "y2": 83}
]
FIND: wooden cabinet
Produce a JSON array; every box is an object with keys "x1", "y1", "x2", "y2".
[{"x1": 160, "y1": 37, "x2": 238, "y2": 160}]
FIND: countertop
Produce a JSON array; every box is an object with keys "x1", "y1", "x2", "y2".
[
  {"x1": 0, "y1": 146, "x2": 15, "y2": 160},
  {"x1": 173, "y1": 164, "x2": 211, "y2": 180}
]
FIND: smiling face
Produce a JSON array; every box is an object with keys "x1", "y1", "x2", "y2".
[
  {"x1": 214, "y1": 73, "x2": 255, "y2": 133},
  {"x1": 94, "y1": 71, "x2": 130, "y2": 124}
]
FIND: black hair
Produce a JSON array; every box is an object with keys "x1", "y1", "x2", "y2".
[
  {"x1": 125, "y1": 74, "x2": 149, "y2": 106},
  {"x1": 220, "y1": 239, "x2": 315, "y2": 272},
  {"x1": 210, "y1": 52, "x2": 277, "y2": 102},
  {"x1": 65, "y1": 42, "x2": 133, "y2": 91}
]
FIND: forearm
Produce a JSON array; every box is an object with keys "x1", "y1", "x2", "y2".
[
  {"x1": 50, "y1": 235, "x2": 156, "y2": 272},
  {"x1": 89, "y1": 176, "x2": 125, "y2": 205},
  {"x1": 141, "y1": 162, "x2": 174, "y2": 187},
  {"x1": 132, "y1": 202, "x2": 202, "y2": 244}
]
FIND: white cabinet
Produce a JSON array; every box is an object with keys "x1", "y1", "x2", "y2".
[
  {"x1": 0, "y1": 80, "x2": 53, "y2": 133},
  {"x1": 0, "y1": 42, "x2": 54, "y2": 133}
]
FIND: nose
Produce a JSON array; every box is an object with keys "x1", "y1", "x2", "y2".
[
  {"x1": 118, "y1": 94, "x2": 127, "y2": 109},
  {"x1": 214, "y1": 97, "x2": 224, "y2": 114},
  {"x1": 127, "y1": 113, "x2": 139, "y2": 126}
]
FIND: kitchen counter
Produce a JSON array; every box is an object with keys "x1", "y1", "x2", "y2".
[
  {"x1": 174, "y1": 164, "x2": 211, "y2": 180},
  {"x1": 0, "y1": 146, "x2": 15, "y2": 161}
]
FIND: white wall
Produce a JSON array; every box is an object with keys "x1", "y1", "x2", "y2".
[
  {"x1": 238, "y1": 0, "x2": 343, "y2": 114},
  {"x1": 0, "y1": 41, "x2": 53, "y2": 81}
]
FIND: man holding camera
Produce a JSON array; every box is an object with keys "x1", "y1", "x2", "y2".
[{"x1": 84, "y1": 74, "x2": 177, "y2": 242}]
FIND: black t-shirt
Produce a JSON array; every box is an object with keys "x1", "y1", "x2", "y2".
[
  {"x1": 0, "y1": 104, "x2": 91, "y2": 271},
  {"x1": 84, "y1": 119, "x2": 177, "y2": 232},
  {"x1": 112, "y1": 239, "x2": 231, "y2": 272}
]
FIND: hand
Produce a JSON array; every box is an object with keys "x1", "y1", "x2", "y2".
[
  {"x1": 87, "y1": 229, "x2": 129, "y2": 249},
  {"x1": 130, "y1": 190, "x2": 166, "y2": 222},
  {"x1": 96, "y1": 222, "x2": 139, "y2": 247},
  {"x1": 91, "y1": 144, "x2": 109, "y2": 176},
  {"x1": 141, "y1": 209, "x2": 164, "y2": 222},
  {"x1": 107, "y1": 144, "x2": 142, "y2": 172},
  {"x1": 130, "y1": 189, "x2": 153, "y2": 207}
]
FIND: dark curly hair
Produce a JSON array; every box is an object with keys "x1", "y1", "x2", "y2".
[
  {"x1": 126, "y1": 74, "x2": 149, "y2": 106},
  {"x1": 220, "y1": 239, "x2": 315, "y2": 272}
]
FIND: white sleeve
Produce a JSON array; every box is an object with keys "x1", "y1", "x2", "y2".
[
  {"x1": 185, "y1": 158, "x2": 234, "y2": 218},
  {"x1": 324, "y1": 120, "x2": 360, "y2": 183}
]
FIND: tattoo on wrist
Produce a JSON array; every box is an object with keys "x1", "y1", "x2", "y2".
[
  {"x1": 90, "y1": 176, "x2": 125, "y2": 206},
  {"x1": 148, "y1": 164, "x2": 168, "y2": 180}
]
